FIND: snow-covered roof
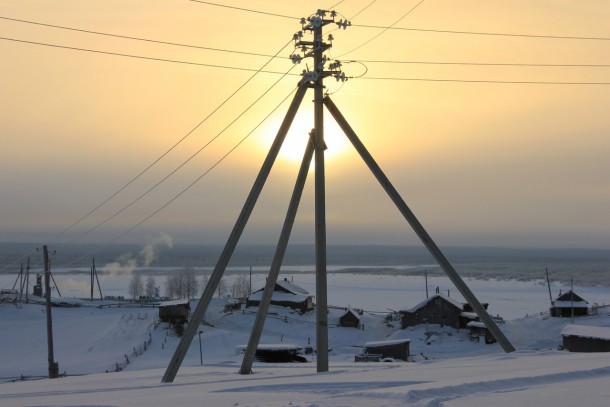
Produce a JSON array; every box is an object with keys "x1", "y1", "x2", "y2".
[
  {"x1": 461, "y1": 311, "x2": 478, "y2": 320},
  {"x1": 467, "y1": 321, "x2": 486, "y2": 329},
  {"x1": 248, "y1": 290, "x2": 311, "y2": 303},
  {"x1": 561, "y1": 324, "x2": 610, "y2": 341},
  {"x1": 401, "y1": 294, "x2": 464, "y2": 313},
  {"x1": 365, "y1": 339, "x2": 411, "y2": 347},
  {"x1": 555, "y1": 290, "x2": 587, "y2": 303},
  {"x1": 276, "y1": 279, "x2": 309, "y2": 295},
  {"x1": 252, "y1": 278, "x2": 310, "y2": 296},
  {"x1": 159, "y1": 299, "x2": 190, "y2": 307},
  {"x1": 553, "y1": 300, "x2": 588, "y2": 309},
  {"x1": 341, "y1": 309, "x2": 361, "y2": 319}
]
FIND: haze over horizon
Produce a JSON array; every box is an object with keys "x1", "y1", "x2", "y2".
[{"x1": 2, "y1": 1, "x2": 610, "y2": 250}]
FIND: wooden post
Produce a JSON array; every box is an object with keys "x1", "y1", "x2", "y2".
[
  {"x1": 240, "y1": 139, "x2": 314, "y2": 374},
  {"x1": 43, "y1": 245, "x2": 59, "y2": 378},
  {"x1": 161, "y1": 84, "x2": 308, "y2": 383},
  {"x1": 324, "y1": 96, "x2": 516, "y2": 353},
  {"x1": 313, "y1": 20, "x2": 329, "y2": 374}
]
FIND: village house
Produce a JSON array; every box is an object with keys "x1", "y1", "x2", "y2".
[
  {"x1": 550, "y1": 290, "x2": 589, "y2": 318},
  {"x1": 399, "y1": 294, "x2": 489, "y2": 330},
  {"x1": 158, "y1": 299, "x2": 190, "y2": 324},
  {"x1": 561, "y1": 324, "x2": 610, "y2": 352},
  {"x1": 246, "y1": 278, "x2": 313, "y2": 314},
  {"x1": 339, "y1": 309, "x2": 361, "y2": 328}
]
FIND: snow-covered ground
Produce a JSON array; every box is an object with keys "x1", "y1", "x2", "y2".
[
  {"x1": 1, "y1": 275, "x2": 609, "y2": 406},
  {"x1": 1, "y1": 306, "x2": 609, "y2": 406}
]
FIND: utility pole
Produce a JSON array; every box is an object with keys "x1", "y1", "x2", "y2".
[
  {"x1": 42, "y1": 245, "x2": 59, "y2": 379},
  {"x1": 312, "y1": 12, "x2": 330, "y2": 374},
  {"x1": 162, "y1": 8, "x2": 515, "y2": 383},
  {"x1": 25, "y1": 257, "x2": 30, "y2": 303},
  {"x1": 545, "y1": 267, "x2": 553, "y2": 305}
]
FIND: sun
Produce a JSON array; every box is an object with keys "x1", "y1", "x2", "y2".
[{"x1": 259, "y1": 109, "x2": 351, "y2": 165}]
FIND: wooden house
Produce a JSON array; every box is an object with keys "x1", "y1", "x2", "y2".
[
  {"x1": 562, "y1": 324, "x2": 610, "y2": 352},
  {"x1": 339, "y1": 309, "x2": 361, "y2": 328},
  {"x1": 158, "y1": 299, "x2": 190, "y2": 324},
  {"x1": 246, "y1": 278, "x2": 313, "y2": 314},
  {"x1": 361, "y1": 339, "x2": 410, "y2": 361},
  {"x1": 550, "y1": 290, "x2": 588, "y2": 318},
  {"x1": 399, "y1": 294, "x2": 489, "y2": 330}
]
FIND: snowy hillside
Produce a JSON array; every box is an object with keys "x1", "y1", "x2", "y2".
[{"x1": 1, "y1": 293, "x2": 610, "y2": 406}]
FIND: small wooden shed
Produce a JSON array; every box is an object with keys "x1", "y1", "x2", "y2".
[
  {"x1": 562, "y1": 324, "x2": 610, "y2": 352},
  {"x1": 363, "y1": 339, "x2": 410, "y2": 361},
  {"x1": 158, "y1": 299, "x2": 190, "y2": 324},
  {"x1": 339, "y1": 309, "x2": 361, "y2": 328},
  {"x1": 236, "y1": 344, "x2": 307, "y2": 363}
]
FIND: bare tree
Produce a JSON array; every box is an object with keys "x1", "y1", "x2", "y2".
[
  {"x1": 165, "y1": 274, "x2": 180, "y2": 299},
  {"x1": 231, "y1": 274, "x2": 250, "y2": 299},
  {"x1": 128, "y1": 272, "x2": 143, "y2": 301},
  {"x1": 165, "y1": 267, "x2": 200, "y2": 299},
  {"x1": 202, "y1": 273, "x2": 209, "y2": 292},
  {"x1": 184, "y1": 266, "x2": 199, "y2": 300},
  {"x1": 145, "y1": 275, "x2": 156, "y2": 299},
  {"x1": 217, "y1": 278, "x2": 227, "y2": 299}
]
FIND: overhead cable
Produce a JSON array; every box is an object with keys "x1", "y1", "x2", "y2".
[
  {"x1": 337, "y1": 0, "x2": 426, "y2": 58},
  {"x1": 358, "y1": 76, "x2": 610, "y2": 85},
  {"x1": 69, "y1": 63, "x2": 296, "y2": 243},
  {"x1": 0, "y1": 16, "x2": 275, "y2": 58},
  {"x1": 49, "y1": 37, "x2": 294, "y2": 243},
  {"x1": 59, "y1": 86, "x2": 298, "y2": 269},
  {"x1": 188, "y1": 0, "x2": 297, "y2": 20},
  {"x1": 352, "y1": 24, "x2": 610, "y2": 41},
  {"x1": 350, "y1": 59, "x2": 610, "y2": 68},
  {"x1": 183, "y1": 1, "x2": 610, "y2": 42},
  {"x1": 0, "y1": 36, "x2": 295, "y2": 75}
]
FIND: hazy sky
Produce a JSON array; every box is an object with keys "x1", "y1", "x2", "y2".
[{"x1": 2, "y1": 0, "x2": 610, "y2": 249}]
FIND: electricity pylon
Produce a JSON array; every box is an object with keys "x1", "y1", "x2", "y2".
[{"x1": 162, "y1": 9, "x2": 514, "y2": 384}]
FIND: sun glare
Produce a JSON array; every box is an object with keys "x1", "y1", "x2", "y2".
[{"x1": 260, "y1": 112, "x2": 351, "y2": 165}]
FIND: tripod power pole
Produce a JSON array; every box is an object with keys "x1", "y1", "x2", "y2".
[{"x1": 162, "y1": 9, "x2": 514, "y2": 383}]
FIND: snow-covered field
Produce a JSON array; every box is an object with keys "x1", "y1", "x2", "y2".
[{"x1": 1, "y1": 274, "x2": 609, "y2": 406}]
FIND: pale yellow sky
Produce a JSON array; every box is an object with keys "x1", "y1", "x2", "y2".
[{"x1": 1, "y1": 0, "x2": 610, "y2": 248}]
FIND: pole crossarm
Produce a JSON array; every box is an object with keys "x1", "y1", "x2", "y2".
[
  {"x1": 323, "y1": 96, "x2": 516, "y2": 353},
  {"x1": 161, "y1": 84, "x2": 309, "y2": 383}
]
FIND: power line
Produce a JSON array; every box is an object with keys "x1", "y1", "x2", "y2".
[
  {"x1": 357, "y1": 75, "x2": 610, "y2": 85},
  {"x1": 337, "y1": 0, "x2": 426, "y2": 58},
  {"x1": 184, "y1": 0, "x2": 610, "y2": 42},
  {"x1": 49, "y1": 37, "x2": 294, "y2": 243},
  {"x1": 188, "y1": 0, "x2": 297, "y2": 20},
  {"x1": 59, "y1": 86, "x2": 298, "y2": 269},
  {"x1": 0, "y1": 15, "x2": 276, "y2": 59},
  {"x1": 349, "y1": 59, "x2": 610, "y2": 68},
  {"x1": 0, "y1": 36, "x2": 296, "y2": 75},
  {"x1": 352, "y1": 24, "x2": 610, "y2": 41},
  {"x1": 349, "y1": 0, "x2": 377, "y2": 21},
  {"x1": 69, "y1": 64, "x2": 296, "y2": 243}
]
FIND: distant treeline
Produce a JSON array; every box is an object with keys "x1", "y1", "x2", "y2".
[{"x1": 1, "y1": 243, "x2": 608, "y2": 286}]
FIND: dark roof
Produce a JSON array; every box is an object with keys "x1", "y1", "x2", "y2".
[
  {"x1": 401, "y1": 294, "x2": 463, "y2": 313},
  {"x1": 252, "y1": 278, "x2": 310, "y2": 296},
  {"x1": 555, "y1": 290, "x2": 587, "y2": 303}
]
